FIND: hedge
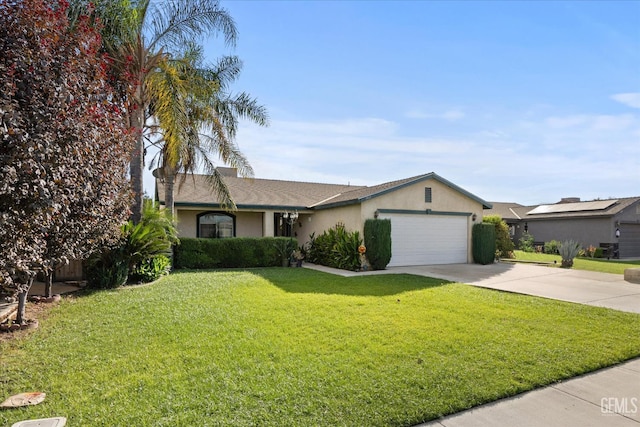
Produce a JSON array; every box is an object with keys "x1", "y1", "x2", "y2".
[{"x1": 174, "y1": 237, "x2": 297, "y2": 269}]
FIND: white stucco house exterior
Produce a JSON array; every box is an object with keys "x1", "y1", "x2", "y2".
[{"x1": 155, "y1": 168, "x2": 492, "y2": 267}]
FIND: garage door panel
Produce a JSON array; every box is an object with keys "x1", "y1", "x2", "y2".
[
  {"x1": 382, "y1": 214, "x2": 468, "y2": 266},
  {"x1": 619, "y1": 224, "x2": 640, "y2": 258}
]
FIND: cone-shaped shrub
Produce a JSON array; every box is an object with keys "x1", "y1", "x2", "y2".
[
  {"x1": 364, "y1": 219, "x2": 392, "y2": 270},
  {"x1": 472, "y1": 223, "x2": 496, "y2": 265}
]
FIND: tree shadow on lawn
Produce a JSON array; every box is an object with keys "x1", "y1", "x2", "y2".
[{"x1": 252, "y1": 268, "x2": 453, "y2": 297}]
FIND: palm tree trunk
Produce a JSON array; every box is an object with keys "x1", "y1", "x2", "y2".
[
  {"x1": 130, "y1": 104, "x2": 145, "y2": 224},
  {"x1": 163, "y1": 165, "x2": 177, "y2": 217}
]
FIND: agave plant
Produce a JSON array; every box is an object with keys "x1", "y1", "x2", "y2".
[{"x1": 558, "y1": 240, "x2": 581, "y2": 268}]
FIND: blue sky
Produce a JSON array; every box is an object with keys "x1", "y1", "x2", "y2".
[{"x1": 145, "y1": 0, "x2": 640, "y2": 205}]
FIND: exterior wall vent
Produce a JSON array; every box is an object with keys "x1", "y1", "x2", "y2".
[
  {"x1": 425, "y1": 187, "x2": 432, "y2": 203},
  {"x1": 217, "y1": 167, "x2": 238, "y2": 177}
]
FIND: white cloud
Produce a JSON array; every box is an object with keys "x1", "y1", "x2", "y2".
[
  {"x1": 144, "y1": 107, "x2": 640, "y2": 207},
  {"x1": 611, "y1": 93, "x2": 640, "y2": 109},
  {"x1": 545, "y1": 113, "x2": 638, "y2": 131}
]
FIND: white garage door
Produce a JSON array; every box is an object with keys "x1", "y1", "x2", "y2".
[{"x1": 382, "y1": 214, "x2": 468, "y2": 266}]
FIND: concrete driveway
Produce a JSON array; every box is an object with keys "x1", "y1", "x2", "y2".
[
  {"x1": 391, "y1": 262, "x2": 640, "y2": 314},
  {"x1": 306, "y1": 262, "x2": 640, "y2": 314}
]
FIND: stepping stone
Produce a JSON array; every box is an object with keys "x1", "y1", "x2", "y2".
[{"x1": 11, "y1": 418, "x2": 66, "y2": 427}]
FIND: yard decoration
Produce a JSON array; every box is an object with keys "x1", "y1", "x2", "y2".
[
  {"x1": 0, "y1": 320, "x2": 38, "y2": 333},
  {"x1": 11, "y1": 417, "x2": 67, "y2": 427},
  {"x1": 0, "y1": 392, "x2": 46, "y2": 408}
]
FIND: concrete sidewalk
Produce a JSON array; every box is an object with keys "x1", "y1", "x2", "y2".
[{"x1": 418, "y1": 357, "x2": 640, "y2": 427}]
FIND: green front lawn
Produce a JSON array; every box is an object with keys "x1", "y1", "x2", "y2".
[
  {"x1": 2, "y1": 269, "x2": 640, "y2": 426},
  {"x1": 512, "y1": 250, "x2": 640, "y2": 274}
]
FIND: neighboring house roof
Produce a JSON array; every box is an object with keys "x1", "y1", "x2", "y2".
[
  {"x1": 156, "y1": 171, "x2": 492, "y2": 210},
  {"x1": 485, "y1": 197, "x2": 640, "y2": 220},
  {"x1": 482, "y1": 202, "x2": 525, "y2": 221}
]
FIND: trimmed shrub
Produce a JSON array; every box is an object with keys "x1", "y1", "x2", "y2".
[
  {"x1": 174, "y1": 237, "x2": 295, "y2": 269},
  {"x1": 544, "y1": 240, "x2": 560, "y2": 254},
  {"x1": 472, "y1": 223, "x2": 496, "y2": 265},
  {"x1": 364, "y1": 219, "x2": 392, "y2": 270},
  {"x1": 519, "y1": 232, "x2": 535, "y2": 252},
  {"x1": 482, "y1": 215, "x2": 514, "y2": 258}
]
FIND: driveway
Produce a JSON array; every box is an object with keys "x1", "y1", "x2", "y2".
[
  {"x1": 392, "y1": 262, "x2": 640, "y2": 314},
  {"x1": 305, "y1": 262, "x2": 640, "y2": 314}
]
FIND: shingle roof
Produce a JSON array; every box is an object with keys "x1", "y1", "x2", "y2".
[
  {"x1": 156, "y1": 173, "x2": 365, "y2": 209},
  {"x1": 312, "y1": 172, "x2": 492, "y2": 209},
  {"x1": 484, "y1": 202, "x2": 525, "y2": 221},
  {"x1": 156, "y1": 171, "x2": 492, "y2": 210}
]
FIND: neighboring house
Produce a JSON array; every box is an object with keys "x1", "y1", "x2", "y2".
[
  {"x1": 155, "y1": 168, "x2": 492, "y2": 267},
  {"x1": 484, "y1": 197, "x2": 640, "y2": 258}
]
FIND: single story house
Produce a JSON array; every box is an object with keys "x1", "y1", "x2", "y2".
[
  {"x1": 155, "y1": 168, "x2": 492, "y2": 267},
  {"x1": 484, "y1": 197, "x2": 640, "y2": 258}
]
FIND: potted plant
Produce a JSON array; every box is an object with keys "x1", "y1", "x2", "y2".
[{"x1": 292, "y1": 248, "x2": 305, "y2": 267}]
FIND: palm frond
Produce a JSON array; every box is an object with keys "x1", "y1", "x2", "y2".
[{"x1": 147, "y1": 0, "x2": 237, "y2": 52}]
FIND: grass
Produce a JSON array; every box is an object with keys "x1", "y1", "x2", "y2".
[
  {"x1": 512, "y1": 250, "x2": 640, "y2": 274},
  {"x1": 1, "y1": 268, "x2": 640, "y2": 426}
]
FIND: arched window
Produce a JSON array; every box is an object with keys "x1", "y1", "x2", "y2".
[{"x1": 197, "y1": 212, "x2": 235, "y2": 238}]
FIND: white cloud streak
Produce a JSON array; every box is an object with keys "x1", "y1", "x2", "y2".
[
  {"x1": 611, "y1": 93, "x2": 640, "y2": 109},
  {"x1": 143, "y1": 107, "x2": 640, "y2": 206}
]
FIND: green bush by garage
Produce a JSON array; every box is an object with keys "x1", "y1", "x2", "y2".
[
  {"x1": 472, "y1": 223, "x2": 496, "y2": 265},
  {"x1": 364, "y1": 219, "x2": 392, "y2": 270},
  {"x1": 174, "y1": 237, "x2": 297, "y2": 269}
]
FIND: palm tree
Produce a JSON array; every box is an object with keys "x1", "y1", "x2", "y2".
[
  {"x1": 149, "y1": 46, "x2": 269, "y2": 216},
  {"x1": 68, "y1": 0, "x2": 239, "y2": 223}
]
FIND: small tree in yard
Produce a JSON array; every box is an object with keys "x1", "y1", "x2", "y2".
[{"x1": 0, "y1": 0, "x2": 133, "y2": 323}]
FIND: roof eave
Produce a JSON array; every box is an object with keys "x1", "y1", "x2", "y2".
[{"x1": 173, "y1": 202, "x2": 309, "y2": 211}]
